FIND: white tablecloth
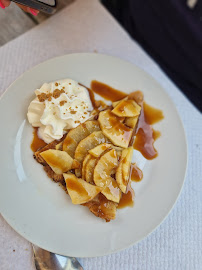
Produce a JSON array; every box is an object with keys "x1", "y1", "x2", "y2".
[{"x1": 0, "y1": 0, "x2": 201, "y2": 269}]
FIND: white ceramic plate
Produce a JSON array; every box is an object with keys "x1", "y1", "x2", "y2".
[{"x1": 0, "y1": 53, "x2": 187, "y2": 257}]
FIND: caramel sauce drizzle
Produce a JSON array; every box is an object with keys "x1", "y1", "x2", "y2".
[
  {"x1": 91, "y1": 80, "x2": 127, "y2": 101},
  {"x1": 66, "y1": 178, "x2": 90, "y2": 199},
  {"x1": 31, "y1": 128, "x2": 47, "y2": 152},
  {"x1": 118, "y1": 184, "x2": 135, "y2": 209},
  {"x1": 133, "y1": 102, "x2": 163, "y2": 160},
  {"x1": 130, "y1": 163, "x2": 143, "y2": 182}
]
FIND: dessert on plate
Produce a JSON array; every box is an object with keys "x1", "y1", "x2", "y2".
[{"x1": 27, "y1": 79, "x2": 163, "y2": 222}]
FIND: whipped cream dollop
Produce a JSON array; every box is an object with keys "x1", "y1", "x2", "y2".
[{"x1": 27, "y1": 79, "x2": 93, "y2": 143}]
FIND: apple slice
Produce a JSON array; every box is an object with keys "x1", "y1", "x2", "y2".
[
  {"x1": 112, "y1": 97, "x2": 128, "y2": 108},
  {"x1": 82, "y1": 154, "x2": 92, "y2": 180},
  {"x1": 85, "y1": 157, "x2": 97, "y2": 183},
  {"x1": 62, "y1": 120, "x2": 100, "y2": 157},
  {"x1": 55, "y1": 141, "x2": 63, "y2": 150},
  {"x1": 64, "y1": 173, "x2": 102, "y2": 204},
  {"x1": 98, "y1": 110, "x2": 133, "y2": 148},
  {"x1": 75, "y1": 131, "x2": 108, "y2": 177},
  {"x1": 124, "y1": 116, "x2": 139, "y2": 129},
  {"x1": 102, "y1": 179, "x2": 121, "y2": 203},
  {"x1": 94, "y1": 149, "x2": 118, "y2": 188},
  {"x1": 116, "y1": 147, "x2": 133, "y2": 193},
  {"x1": 112, "y1": 99, "x2": 141, "y2": 117},
  {"x1": 122, "y1": 147, "x2": 133, "y2": 183},
  {"x1": 88, "y1": 143, "x2": 122, "y2": 164},
  {"x1": 116, "y1": 150, "x2": 127, "y2": 193},
  {"x1": 88, "y1": 143, "x2": 112, "y2": 158},
  {"x1": 72, "y1": 159, "x2": 80, "y2": 169},
  {"x1": 85, "y1": 144, "x2": 113, "y2": 183},
  {"x1": 40, "y1": 149, "x2": 73, "y2": 174}
]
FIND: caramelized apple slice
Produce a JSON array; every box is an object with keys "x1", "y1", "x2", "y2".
[
  {"x1": 85, "y1": 144, "x2": 113, "y2": 183},
  {"x1": 64, "y1": 173, "x2": 102, "y2": 204},
  {"x1": 55, "y1": 141, "x2": 63, "y2": 150},
  {"x1": 94, "y1": 149, "x2": 118, "y2": 188},
  {"x1": 122, "y1": 147, "x2": 133, "y2": 183},
  {"x1": 102, "y1": 179, "x2": 121, "y2": 203},
  {"x1": 85, "y1": 157, "x2": 97, "y2": 183},
  {"x1": 125, "y1": 116, "x2": 139, "y2": 129},
  {"x1": 34, "y1": 140, "x2": 59, "y2": 165},
  {"x1": 62, "y1": 120, "x2": 100, "y2": 157},
  {"x1": 82, "y1": 154, "x2": 92, "y2": 180},
  {"x1": 98, "y1": 110, "x2": 133, "y2": 148},
  {"x1": 72, "y1": 159, "x2": 80, "y2": 169},
  {"x1": 40, "y1": 149, "x2": 73, "y2": 174},
  {"x1": 83, "y1": 194, "x2": 117, "y2": 221},
  {"x1": 116, "y1": 151, "x2": 127, "y2": 193},
  {"x1": 112, "y1": 99, "x2": 141, "y2": 117},
  {"x1": 116, "y1": 147, "x2": 133, "y2": 193},
  {"x1": 112, "y1": 97, "x2": 128, "y2": 108},
  {"x1": 75, "y1": 131, "x2": 108, "y2": 177},
  {"x1": 88, "y1": 143, "x2": 112, "y2": 158}
]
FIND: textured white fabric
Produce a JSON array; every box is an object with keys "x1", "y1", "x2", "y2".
[{"x1": 0, "y1": 0, "x2": 201, "y2": 269}]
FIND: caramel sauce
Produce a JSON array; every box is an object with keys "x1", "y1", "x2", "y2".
[
  {"x1": 122, "y1": 156, "x2": 127, "y2": 164},
  {"x1": 63, "y1": 136, "x2": 75, "y2": 150},
  {"x1": 87, "y1": 87, "x2": 96, "y2": 108},
  {"x1": 113, "y1": 100, "x2": 137, "y2": 115},
  {"x1": 31, "y1": 128, "x2": 47, "y2": 152},
  {"x1": 79, "y1": 83, "x2": 96, "y2": 108},
  {"x1": 105, "y1": 180, "x2": 120, "y2": 198},
  {"x1": 66, "y1": 179, "x2": 90, "y2": 199},
  {"x1": 153, "y1": 130, "x2": 161, "y2": 140},
  {"x1": 107, "y1": 111, "x2": 123, "y2": 128},
  {"x1": 133, "y1": 102, "x2": 163, "y2": 160},
  {"x1": 106, "y1": 110, "x2": 132, "y2": 141},
  {"x1": 30, "y1": 80, "x2": 164, "y2": 213},
  {"x1": 144, "y1": 102, "x2": 164, "y2": 125},
  {"x1": 41, "y1": 152, "x2": 66, "y2": 170},
  {"x1": 130, "y1": 163, "x2": 143, "y2": 182},
  {"x1": 101, "y1": 144, "x2": 108, "y2": 150},
  {"x1": 97, "y1": 194, "x2": 111, "y2": 221},
  {"x1": 118, "y1": 184, "x2": 134, "y2": 209},
  {"x1": 110, "y1": 149, "x2": 116, "y2": 158},
  {"x1": 91, "y1": 80, "x2": 127, "y2": 102}
]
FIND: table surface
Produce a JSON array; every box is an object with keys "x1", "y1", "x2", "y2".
[
  {"x1": 0, "y1": 0, "x2": 74, "y2": 46},
  {"x1": 0, "y1": 0, "x2": 202, "y2": 269}
]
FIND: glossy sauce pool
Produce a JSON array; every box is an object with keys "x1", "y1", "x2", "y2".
[
  {"x1": 130, "y1": 163, "x2": 143, "y2": 182},
  {"x1": 31, "y1": 128, "x2": 47, "y2": 152},
  {"x1": 118, "y1": 184, "x2": 135, "y2": 209},
  {"x1": 133, "y1": 102, "x2": 163, "y2": 160},
  {"x1": 91, "y1": 80, "x2": 127, "y2": 101}
]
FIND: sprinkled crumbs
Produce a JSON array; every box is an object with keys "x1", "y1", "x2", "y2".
[
  {"x1": 37, "y1": 93, "x2": 47, "y2": 102},
  {"x1": 53, "y1": 89, "x2": 64, "y2": 99},
  {"x1": 60, "y1": 100, "x2": 67, "y2": 106},
  {"x1": 70, "y1": 110, "x2": 77, "y2": 114}
]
